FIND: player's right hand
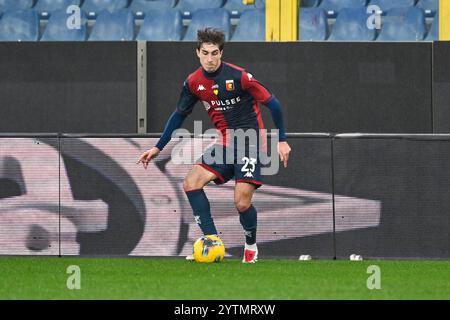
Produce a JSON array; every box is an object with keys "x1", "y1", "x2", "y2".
[{"x1": 136, "y1": 147, "x2": 160, "y2": 170}]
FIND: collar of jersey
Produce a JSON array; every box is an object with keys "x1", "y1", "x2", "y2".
[{"x1": 202, "y1": 62, "x2": 224, "y2": 79}]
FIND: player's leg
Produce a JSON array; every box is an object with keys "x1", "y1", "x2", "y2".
[
  {"x1": 234, "y1": 138, "x2": 264, "y2": 263},
  {"x1": 183, "y1": 164, "x2": 219, "y2": 236},
  {"x1": 235, "y1": 182, "x2": 259, "y2": 263}
]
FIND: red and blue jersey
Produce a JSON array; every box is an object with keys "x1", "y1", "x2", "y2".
[
  {"x1": 176, "y1": 62, "x2": 273, "y2": 146},
  {"x1": 155, "y1": 62, "x2": 286, "y2": 152}
]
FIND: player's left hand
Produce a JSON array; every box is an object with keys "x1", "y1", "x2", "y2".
[{"x1": 278, "y1": 141, "x2": 291, "y2": 168}]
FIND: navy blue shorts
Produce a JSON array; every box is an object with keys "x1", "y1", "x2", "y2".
[{"x1": 197, "y1": 143, "x2": 264, "y2": 188}]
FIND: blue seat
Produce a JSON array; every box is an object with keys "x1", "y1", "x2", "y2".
[
  {"x1": 82, "y1": 0, "x2": 128, "y2": 18},
  {"x1": 89, "y1": 9, "x2": 135, "y2": 41},
  {"x1": 255, "y1": 0, "x2": 265, "y2": 9},
  {"x1": 223, "y1": 0, "x2": 256, "y2": 18},
  {"x1": 231, "y1": 9, "x2": 265, "y2": 41},
  {"x1": 0, "y1": 10, "x2": 39, "y2": 41},
  {"x1": 368, "y1": 0, "x2": 416, "y2": 14},
  {"x1": 298, "y1": 7, "x2": 328, "y2": 41},
  {"x1": 34, "y1": 0, "x2": 81, "y2": 19},
  {"x1": 329, "y1": 7, "x2": 376, "y2": 41},
  {"x1": 130, "y1": 0, "x2": 176, "y2": 18},
  {"x1": 300, "y1": 0, "x2": 320, "y2": 7},
  {"x1": 41, "y1": 9, "x2": 87, "y2": 41},
  {"x1": 176, "y1": 0, "x2": 224, "y2": 19},
  {"x1": 319, "y1": 0, "x2": 367, "y2": 17},
  {"x1": 416, "y1": 0, "x2": 438, "y2": 17},
  {"x1": 425, "y1": 15, "x2": 438, "y2": 41},
  {"x1": 136, "y1": 9, "x2": 182, "y2": 40},
  {"x1": 377, "y1": 7, "x2": 426, "y2": 41},
  {"x1": 0, "y1": 0, "x2": 33, "y2": 12},
  {"x1": 183, "y1": 8, "x2": 230, "y2": 41}
]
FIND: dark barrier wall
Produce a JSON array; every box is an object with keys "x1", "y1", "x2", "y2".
[
  {"x1": 334, "y1": 134, "x2": 450, "y2": 259},
  {"x1": 260, "y1": 135, "x2": 334, "y2": 258},
  {"x1": 147, "y1": 42, "x2": 432, "y2": 134},
  {"x1": 433, "y1": 42, "x2": 450, "y2": 133},
  {"x1": 0, "y1": 42, "x2": 435, "y2": 134},
  {"x1": 146, "y1": 42, "x2": 214, "y2": 133},
  {"x1": 0, "y1": 42, "x2": 137, "y2": 133}
]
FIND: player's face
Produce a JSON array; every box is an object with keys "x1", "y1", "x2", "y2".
[{"x1": 196, "y1": 43, "x2": 223, "y2": 73}]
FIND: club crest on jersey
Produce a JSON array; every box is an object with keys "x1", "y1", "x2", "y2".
[
  {"x1": 225, "y1": 80, "x2": 234, "y2": 91},
  {"x1": 212, "y1": 84, "x2": 219, "y2": 95}
]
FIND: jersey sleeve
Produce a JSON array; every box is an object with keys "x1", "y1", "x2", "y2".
[
  {"x1": 176, "y1": 78, "x2": 198, "y2": 115},
  {"x1": 240, "y1": 71, "x2": 272, "y2": 104}
]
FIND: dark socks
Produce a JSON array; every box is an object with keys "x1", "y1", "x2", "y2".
[
  {"x1": 239, "y1": 205, "x2": 257, "y2": 245},
  {"x1": 185, "y1": 189, "x2": 218, "y2": 235}
]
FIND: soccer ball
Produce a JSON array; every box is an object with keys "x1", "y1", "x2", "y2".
[{"x1": 193, "y1": 235, "x2": 225, "y2": 263}]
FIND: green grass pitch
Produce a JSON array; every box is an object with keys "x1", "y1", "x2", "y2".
[{"x1": 0, "y1": 257, "x2": 449, "y2": 300}]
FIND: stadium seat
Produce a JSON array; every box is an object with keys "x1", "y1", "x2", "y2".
[
  {"x1": 319, "y1": 0, "x2": 367, "y2": 17},
  {"x1": 41, "y1": 9, "x2": 87, "y2": 41},
  {"x1": 298, "y1": 7, "x2": 328, "y2": 41},
  {"x1": 88, "y1": 9, "x2": 134, "y2": 41},
  {"x1": 136, "y1": 8, "x2": 182, "y2": 40},
  {"x1": 231, "y1": 9, "x2": 265, "y2": 41},
  {"x1": 130, "y1": 0, "x2": 176, "y2": 18},
  {"x1": 82, "y1": 0, "x2": 128, "y2": 18},
  {"x1": 377, "y1": 7, "x2": 426, "y2": 41},
  {"x1": 0, "y1": 0, "x2": 33, "y2": 12},
  {"x1": 329, "y1": 7, "x2": 376, "y2": 41},
  {"x1": 0, "y1": 10, "x2": 39, "y2": 41},
  {"x1": 416, "y1": 0, "x2": 438, "y2": 17},
  {"x1": 176, "y1": 0, "x2": 224, "y2": 19},
  {"x1": 183, "y1": 8, "x2": 230, "y2": 41},
  {"x1": 255, "y1": 0, "x2": 265, "y2": 9},
  {"x1": 34, "y1": 0, "x2": 81, "y2": 19},
  {"x1": 223, "y1": 0, "x2": 256, "y2": 18},
  {"x1": 300, "y1": 0, "x2": 320, "y2": 7},
  {"x1": 368, "y1": 0, "x2": 416, "y2": 14},
  {"x1": 425, "y1": 15, "x2": 438, "y2": 41}
]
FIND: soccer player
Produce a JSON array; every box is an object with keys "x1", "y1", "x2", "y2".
[{"x1": 137, "y1": 28, "x2": 291, "y2": 263}]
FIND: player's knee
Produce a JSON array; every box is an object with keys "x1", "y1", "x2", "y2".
[
  {"x1": 183, "y1": 178, "x2": 196, "y2": 192},
  {"x1": 183, "y1": 177, "x2": 204, "y2": 192},
  {"x1": 235, "y1": 199, "x2": 251, "y2": 213}
]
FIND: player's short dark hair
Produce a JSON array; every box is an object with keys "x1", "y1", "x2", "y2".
[{"x1": 196, "y1": 28, "x2": 225, "y2": 51}]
